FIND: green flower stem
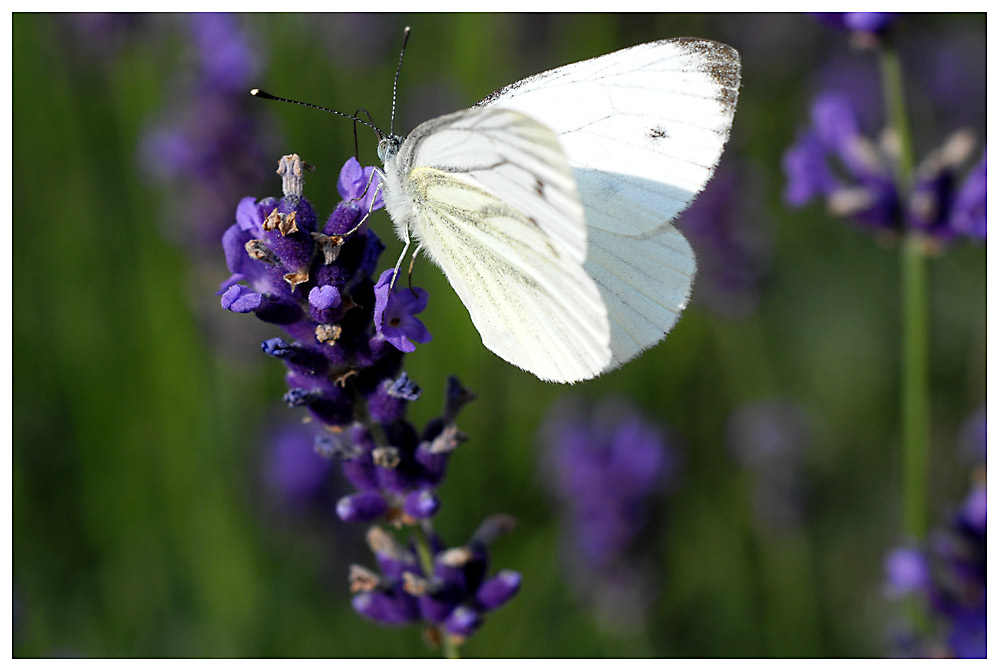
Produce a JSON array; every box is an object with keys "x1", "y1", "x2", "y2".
[
  {"x1": 880, "y1": 35, "x2": 932, "y2": 638},
  {"x1": 900, "y1": 235, "x2": 930, "y2": 541},
  {"x1": 413, "y1": 524, "x2": 462, "y2": 659},
  {"x1": 880, "y1": 39, "x2": 929, "y2": 544}
]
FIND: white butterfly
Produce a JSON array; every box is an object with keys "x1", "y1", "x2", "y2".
[{"x1": 377, "y1": 38, "x2": 741, "y2": 383}]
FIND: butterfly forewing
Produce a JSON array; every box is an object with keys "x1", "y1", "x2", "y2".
[{"x1": 477, "y1": 38, "x2": 741, "y2": 236}]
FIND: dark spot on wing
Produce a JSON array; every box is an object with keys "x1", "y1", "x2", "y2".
[
  {"x1": 534, "y1": 179, "x2": 545, "y2": 196},
  {"x1": 649, "y1": 126, "x2": 668, "y2": 139}
]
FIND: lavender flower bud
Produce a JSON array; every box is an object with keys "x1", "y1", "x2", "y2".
[
  {"x1": 352, "y1": 590, "x2": 419, "y2": 625},
  {"x1": 403, "y1": 490, "x2": 440, "y2": 520},
  {"x1": 336, "y1": 491, "x2": 389, "y2": 522},
  {"x1": 474, "y1": 570, "x2": 522, "y2": 611},
  {"x1": 443, "y1": 606, "x2": 482, "y2": 639}
]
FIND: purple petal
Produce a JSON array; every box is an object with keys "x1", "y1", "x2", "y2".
[
  {"x1": 220, "y1": 284, "x2": 262, "y2": 313},
  {"x1": 403, "y1": 490, "x2": 440, "y2": 519},
  {"x1": 782, "y1": 131, "x2": 838, "y2": 206},
  {"x1": 443, "y1": 605, "x2": 482, "y2": 638},
  {"x1": 235, "y1": 196, "x2": 267, "y2": 235},
  {"x1": 474, "y1": 570, "x2": 521, "y2": 611},
  {"x1": 352, "y1": 590, "x2": 419, "y2": 626},
  {"x1": 336, "y1": 491, "x2": 389, "y2": 522},
  {"x1": 221, "y1": 222, "x2": 253, "y2": 274},
  {"x1": 811, "y1": 93, "x2": 860, "y2": 151},
  {"x1": 337, "y1": 157, "x2": 366, "y2": 200},
  {"x1": 309, "y1": 284, "x2": 341, "y2": 310}
]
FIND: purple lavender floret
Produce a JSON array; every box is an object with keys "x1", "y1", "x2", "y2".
[
  {"x1": 327, "y1": 376, "x2": 472, "y2": 526},
  {"x1": 373, "y1": 270, "x2": 433, "y2": 354},
  {"x1": 783, "y1": 92, "x2": 985, "y2": 243},
  {"x1": 349, "y1": 517, "x2": 520, "y2": 643},
  {"x1": 907, "y1": 135, "x2": 986, "y2": 242}
]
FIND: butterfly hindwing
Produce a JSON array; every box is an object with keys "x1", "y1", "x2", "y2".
[{"x1": 382, "y1": 107, "x2": 612, "y2": 383}]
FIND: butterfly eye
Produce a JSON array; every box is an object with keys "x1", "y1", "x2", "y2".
[{"x1": 378, "y1": 136, "x2": 402, "y2": 163}]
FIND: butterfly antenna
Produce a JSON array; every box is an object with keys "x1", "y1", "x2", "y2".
[
  {"x1": 351, "y1": 117, "x2": 361, "y2": 161},
  {"x1": 389, "y1": 26, "x2": 412, "y2": 137},
  {"x1": 250, "y1": 89, "x2": 385, "y2": 138}
]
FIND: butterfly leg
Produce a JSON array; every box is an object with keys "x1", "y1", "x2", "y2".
[
  {"x1": 342, "y1": 178, "x2": 384, "y2": 238},
  {"x1": 388, "y1": 226, "x2": 411, "y2": 292},
  {"x1": 353, "y1": 164, "x2": 380, "y2": 203},
  {"x1": 406, "y1": 243, "x2": 424, "y2": 294}
]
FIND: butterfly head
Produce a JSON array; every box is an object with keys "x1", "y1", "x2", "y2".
[{"x1": 377, "y1": 134, "x2": 403, "y2": 164}]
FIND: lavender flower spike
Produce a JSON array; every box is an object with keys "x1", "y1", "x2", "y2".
[{"x1": 222, "y1": 153, "x2": 516, "y2": 652}]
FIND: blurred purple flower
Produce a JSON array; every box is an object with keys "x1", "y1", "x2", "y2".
[
  {"x1": 907, "y1": 135, "x2": 986, "y2": 242},
  {"x1": 783, "y1": 92, "x2": 985, "y2": 243},
  {"x1": 62, "y1": 13, "x2": 151, "y2": 61},
  {"x1": 539, "y1": 398, "x2": 678, "y2": 631},
  {"x1": 189, "y1": 12, "x2": 259, "y2": 92},
  {"x1": 140, "y1": 13, "x2": 277, "y2": 248},
  {"x1": 811, "y1": 12, "x2": 896, "y2": 37},
  {"x1": 783, "y1": 92, "x2": 901, "y2": 230},
  {"x1": 884, "y1": 408, "x2": 986, "y2": 658},
  {"x1": 727, "y1": 399, "x2": 811, "y2": 533},
  {"x1": 264, "y1": 421, "x2": 334, "y2": 509},
  {"x1": 958, "y1": 404, "x2": 986, "y2": 464},
  {"x1": 884, "y1": 547, "x2": 931, "y2": 598},
  {"x1": 948, "y1": 151, "x2": 986, "y2": 239},
  {"x1": 675, "y1": 162, "x2": 771, "y2": 320}
]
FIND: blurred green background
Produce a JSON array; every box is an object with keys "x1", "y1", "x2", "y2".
[{"x1": 13, "y1": 13, "x2": 985, "y2": 657}]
